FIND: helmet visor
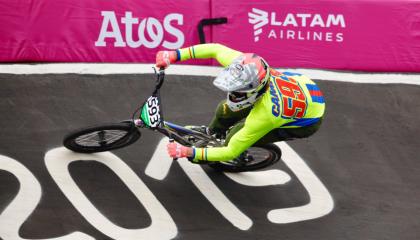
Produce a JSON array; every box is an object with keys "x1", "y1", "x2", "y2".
[{"x1": 213, "y1": 63, "x2": 259, "y2": 92}]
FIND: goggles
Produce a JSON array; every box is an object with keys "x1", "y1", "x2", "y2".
[{"x1": 228, "y1": 91, "x2": 252, "y2": 103}]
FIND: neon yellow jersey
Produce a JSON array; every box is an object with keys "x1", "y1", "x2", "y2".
[{"x1": 176, "y1": 44, "x2": 325, "y2": 161}]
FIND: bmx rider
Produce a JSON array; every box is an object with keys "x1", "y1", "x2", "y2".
[{"x1": 155, "y1": 43, "x2": 325, "y2": 162}]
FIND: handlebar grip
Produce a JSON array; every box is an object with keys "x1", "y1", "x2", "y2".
[
  {"x1": 169, "y1": 138, "x2": 178, "y2": 161},
  {"x1": 155, "y1": 68, "x2": 165, "y2": 90}
]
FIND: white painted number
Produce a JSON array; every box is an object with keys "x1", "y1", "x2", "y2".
[
  {"x1": 44, "y1": 148, "x2": 177, "y2": 240},
  {"x1": 145, "y1": 137, "x2": 334, "y2": 229},
  {"x1": 0, "y1": 139, "x2": 334, "y2": 239},
  {"x1": 0, "y1": 155, "x2": 93, "y2": 240}
]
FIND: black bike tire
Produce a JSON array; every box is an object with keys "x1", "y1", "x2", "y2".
[
  {"x1": 63, "y1": 122, "x2": 141, "y2": 153},
  {"x1": 208, "y1": 143, "x2": 281, "y2": 172}
]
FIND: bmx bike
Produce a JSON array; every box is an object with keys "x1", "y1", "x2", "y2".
[{"x1": 63, "y1": 68, "x2": 281, "y2": 172}]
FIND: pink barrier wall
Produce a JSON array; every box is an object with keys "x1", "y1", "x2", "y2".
[{"x1": 1, "y1": 0, "x2": 420, "y2": 72}]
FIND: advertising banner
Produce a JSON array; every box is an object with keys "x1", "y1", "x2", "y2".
[
  {"x1": 1, "y1": 0, "x2": 420, "y2": 71},
  {"x1": 0, "y1": 0, "x2": 210, "y2": 63},
  {"x1": 211, "y1": 0, "x2": 420, "y2": 72}
]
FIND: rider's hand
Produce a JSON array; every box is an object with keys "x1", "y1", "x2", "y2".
[
  {"x1": 167, "y1": 142, "x2": 190, "y2": 159},
  {"x1": 156, "y1": 51, "x2": 177, "y2": 69}
]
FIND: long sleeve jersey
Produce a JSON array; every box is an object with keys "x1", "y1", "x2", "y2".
[{"x1": 176, "y1": 44, "x2": 325, "y2": 162}]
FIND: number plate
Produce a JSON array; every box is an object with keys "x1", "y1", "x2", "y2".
[{"x1": 140, "y1": 96, "x2": 161, "y2": 128}]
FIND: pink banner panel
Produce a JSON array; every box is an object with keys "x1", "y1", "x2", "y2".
[
  {"x1": 0, "y1": 0, "x2": 210, "y2": 63},
  {"x1": 1, "y1": 0, "x2": 420, "y2": 71},
  {"x1": 211, "y1": 0, "x2": 420, "y2": 72}
]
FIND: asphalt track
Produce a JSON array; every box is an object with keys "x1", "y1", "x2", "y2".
[{"x1": 1, "y1": 72, "x2": 420, "y2": 240}]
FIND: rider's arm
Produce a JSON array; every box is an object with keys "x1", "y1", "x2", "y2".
[
  {"x1": 192, "y1": 108, "x2": 274, "y2": 162},
  {"x1": 176, "y1": 43, "x2": 243, "y2": 67}
]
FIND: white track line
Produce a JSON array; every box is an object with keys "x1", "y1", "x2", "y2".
[{"x1": 0, "y1": 63, "x2": 419, "y2": 85}]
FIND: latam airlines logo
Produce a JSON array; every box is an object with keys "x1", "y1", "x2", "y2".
[
  {"x1": 248, "y1": 8, "x2": 346, "y2": 43},
  {"x1": 248, "y1": 8, "x2": 269, "y2": 42}
]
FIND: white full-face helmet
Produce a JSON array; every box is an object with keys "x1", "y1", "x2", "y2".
[{"x1": 213, "y1": 53, "x2": 270, "y2": 111}]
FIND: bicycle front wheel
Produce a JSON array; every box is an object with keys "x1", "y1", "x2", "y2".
[{"x1": 63, "y1": 122, "x2": 141, "y2": 153}]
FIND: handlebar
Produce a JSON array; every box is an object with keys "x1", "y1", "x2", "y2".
[
  {"x1": 154, "y1": 67, "x2": 165, "y2": 93},
  {"x1": 153, "y1": 68, "x2": 178, "y2": 161}
]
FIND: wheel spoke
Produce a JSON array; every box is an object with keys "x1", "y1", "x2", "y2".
[
  {"x1": 64, "y1": 123, "x2": 141, "y2": 153},
  {"x1": 75, "y1": 130, "x2": 128, "y2": 147}
]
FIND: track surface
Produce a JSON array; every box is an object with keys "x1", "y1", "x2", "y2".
[{"x1": 1, "y1": 73, "x2": 420, "y2": 240}]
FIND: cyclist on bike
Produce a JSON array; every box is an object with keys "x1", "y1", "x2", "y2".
[{"x1": 155, "y1": 43, "x2": 325, "y2": 162}]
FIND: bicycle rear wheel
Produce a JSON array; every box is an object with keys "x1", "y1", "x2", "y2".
[
  {"x1": 208, "y1": 143, "x2": 281, "y2": 172},
  {"x1": 63, "y1": 122, "x2": 141, "y2": 153}
]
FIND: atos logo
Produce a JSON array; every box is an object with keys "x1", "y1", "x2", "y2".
[{"x1": 95, "y1": 11, "x2": 185, "y2": 49}]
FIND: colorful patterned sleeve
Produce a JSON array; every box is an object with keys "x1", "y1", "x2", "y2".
[{"x1": 176, "y1": 43, "x2": 242, "y2": 67}]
